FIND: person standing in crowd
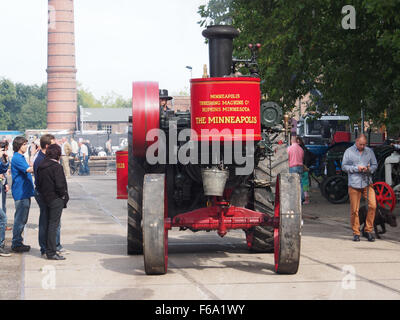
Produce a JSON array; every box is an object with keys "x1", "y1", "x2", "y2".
[
  {"x1": 10, "y1": 136, "x2": 35, "y2": 253},
  {"x1": 34, "y1": 134, "x2": 66, "y2": 258},
  {"x1": 342, "y1": 134, "x2": 378, "y2": 242},
  {"x1": 28, "y1": 138, "x2": 39, "y2": 166},
  {"x1": 61, "y1": 137, "x2": 72, "y2": 179},
  {"x1": 105, "y1": 138, "x2": 112, "y2": 156},
  {"x1": 37, "y1": 144, "x2": 69, "y2": 260},
  {"x1": 78, "y1": 139, "x2": 90, "y2": 176},
  {"x1": 70, "y1": 137, "x2": 79, "y2": 174},
  {"x1": 70, "y1": 137, "x2": 79, "y2": 157},
  {"x1": 287, "y1": 135, "x2": 305, "y2": 203},
  {"x1": 159, "y1": 89, "x2": 173, "y2": 112},
  {"x1": 5, "y1": 136, "x2": 13, "y2": 160},
  {"x1": 0, "y1": 146, "x2": 11, "y2": 257},
  {"x1": 296, "y1": 136, "x2": 317, "y2": 204},
  {"x1": 0, "y1": 141, "x2": 11, "y2": 231}
]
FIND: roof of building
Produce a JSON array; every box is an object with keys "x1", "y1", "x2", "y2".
[{"x1": 81, "y1": 108, "x2": 131, "y2": 122}]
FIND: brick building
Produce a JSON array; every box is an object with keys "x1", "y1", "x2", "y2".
[{"x1": 79, "y1": 108, "x2": 131, "y2": 134}]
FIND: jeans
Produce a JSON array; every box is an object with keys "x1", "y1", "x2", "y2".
[
  {"x1": 0, "y1": 182, "x2": 8, "y2": 248},
  {"x1": 1, "y1": 182, "x2": 6, "y2": 214},
  {"x1": 1, "y1": 182, "x2": 7, "y2": 222},
  {"x1": 0, "y1": 207, "x2": 6, "y2": 248},
  {"x1": 79, "y1": 156, "x2": 90, "y2": 175},
  {"x1": 35, "y1": 193, "x2": 62, "y2": 254},
  {"x1": 46, "y1": 198, "x2": 64, "y2": 257},
  {"x1": 12, "y1": 198, "x2": 31, "y2": 248},
  {"x1": 289, "y1": 166, "x2": 305, "y2": 202}
]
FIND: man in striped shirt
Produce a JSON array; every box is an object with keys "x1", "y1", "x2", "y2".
[{"x1": 342, "y1": 134, "x2": 377, "y2": 242}]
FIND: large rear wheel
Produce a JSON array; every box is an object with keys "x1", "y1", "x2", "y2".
[
  {"x1": 247, "y1": 131, "x2": 289, "y2": 253},
  {"x1": 127, "y1": 124, "x2": 145, "y2": 255}
]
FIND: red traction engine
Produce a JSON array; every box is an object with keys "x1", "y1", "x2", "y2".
[{"x1": 126, "y1": 25, "x2": 302, "y2": 275}]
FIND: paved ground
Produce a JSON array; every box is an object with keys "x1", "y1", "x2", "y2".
[{"x1": 1, "y1": 174, "x2": 400, "y2": 300}]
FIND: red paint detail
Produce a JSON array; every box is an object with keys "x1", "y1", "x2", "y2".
[
  {"x1": 245, "y1": 231, "x2": 254, "y2": 248},
  {"x1": 274, "y1": 175, "x2": 281, "y2": 272},
  {"x1": 332, "y1": 131, "x2": 351, "y2": 144},
  {"x1": 278, "y1": 140, "x2": 283, "y2": 145},
  {"x1": 116, "y1": 151, "x2": 128, "y2": 199},
  {"x1": 190, "y1": 77, "x2": 261, "y2": 142},
  {"x1": 373, "y1": 182, "x2": 396, "y2": 212},
  {"x1": 132, "y1": 82, "x2": 160, "y2": 157},
  {"x1": 223, "y1": 189, "x2": 233, "y2": 200},
  {"x1": 171, "y1": 205, "x2": 269, "y2": 234}
]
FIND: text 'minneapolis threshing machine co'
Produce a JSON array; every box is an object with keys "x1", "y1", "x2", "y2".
[{"x1": 117, "y1": 25, "x2": 303, "y2": 275}]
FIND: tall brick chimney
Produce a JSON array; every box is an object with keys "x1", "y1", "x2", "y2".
[{"x1": 47, "y1": 0, "x2": 77, "y2": 130}]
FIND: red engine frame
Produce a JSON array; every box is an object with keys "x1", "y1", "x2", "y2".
[{"x1": 165, "y1": 199, "x2": 278, "y2": 237}]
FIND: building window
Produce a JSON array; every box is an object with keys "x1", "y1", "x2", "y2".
[{"x1": 102, "y1": 124, "x2": 112, "y2": 134}]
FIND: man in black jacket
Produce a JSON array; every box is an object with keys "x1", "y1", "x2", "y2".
[{"x1": 37, "y1": 144, "x2": 69, "y2": 260}]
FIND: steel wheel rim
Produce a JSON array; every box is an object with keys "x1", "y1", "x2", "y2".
[{"x1": 373, "y1": 182, "x2": 396, "y2": 212}]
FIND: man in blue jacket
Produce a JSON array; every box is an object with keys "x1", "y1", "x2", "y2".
[
  {"x1": 0, "y1": 147, "x2": 10, "y2": 256},
  {"x1": 11, "y1": 136, "x2": 35, "y2": 252}
]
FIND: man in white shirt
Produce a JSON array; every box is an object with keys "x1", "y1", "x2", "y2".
[
  {"x1": 71, "y1": 138, "x2": 79, "y2": 156},
  {"x1": 78, "y1": 139, "x2": 90, "y2": 176}
]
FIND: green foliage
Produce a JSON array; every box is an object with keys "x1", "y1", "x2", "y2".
[
  {"x1": 198, "y1": 0, "x2": 234, "y2": 26},
  {"x1": 0, "y1": 104, "x2": 11, "y2": 130},
  {"x1": 0, "y1": 79, "x2": 132, "y2": 131},
  {"x1": 0, "y1": 78, "x2": 47, "y2": 131},
  {"x1": 77, "y1": 84, "x2": 131, "y2": 109},
  {"x1": 77, "y1": 85, "x2": 103, "y2": 109},
  {"x1": 17, "y1": 95, "x2": 47, "y2": 130},
  {"x1": 198, "y1": 0, "x2": 400, "y2": 136}
]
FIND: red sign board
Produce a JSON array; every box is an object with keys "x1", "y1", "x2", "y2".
[{"x1": 190, "y1": 77, "x2": 261, "y2": 141}]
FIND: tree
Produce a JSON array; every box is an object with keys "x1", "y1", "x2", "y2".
[
  {"x1": 77, "y1": 84, "x2": 103, "y2": 109},
  {"x1": 0, "y1": 104, "x2": 10, "y2": 130},
  {"x1": 77, "y1": 84, "x2": 131, "y2": 109},
  {"x1": 16, "y1": 96, "x2": 47, "y2": 130},
  {"x1": 0, "y1": 79, "x2": 17, "y2": 128},
  {"x1": 0, "y1": 78, "x2": 48, "y2": 130},
  {"x1": 198, "y1": 0, "x2": 234, "y2": 26},
  {"x1": 198, "y1": 0, "x2": 400, "y2": 135}
]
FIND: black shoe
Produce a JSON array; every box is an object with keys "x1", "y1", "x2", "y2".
[
  {"x1": 353, "y1": 235, "x2": 360, "y2": 242},
  {"x1": 365, "y1": 232, "x2": 375, "y2": 242},
  {"x1": 11, "y1": 245, "x2": 31, "y2": 253},
  {"x1": 46, "y1": 254, "x2": 66, "y2": 260}
]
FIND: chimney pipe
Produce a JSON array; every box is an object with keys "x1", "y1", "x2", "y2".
[
  {"x1": 47, "y1": 0, "x2": 77, "y2": 130},
  {"x1": 202, "y1": 25, "x2": 239, "y2": 78}
]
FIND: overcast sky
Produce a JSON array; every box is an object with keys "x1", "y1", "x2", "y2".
[{"x1": 0, "y1": 0, "x2": 209, "y2": 99}]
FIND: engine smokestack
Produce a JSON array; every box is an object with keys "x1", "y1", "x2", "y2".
[{"x1": 202, "y1": 25, "x2": 239, "y2": 78}]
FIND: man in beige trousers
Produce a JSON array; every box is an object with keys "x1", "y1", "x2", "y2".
[
  {"x1": 342, "y1": 135, "x2": 378, "y2": 242},
  {"x1": 61, "y1": 137, "x2": 72, "y2": 178}
]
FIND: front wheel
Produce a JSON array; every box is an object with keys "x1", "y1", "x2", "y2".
[
  {"x1": 143, "y1": 174, "x2": 168, "y2": 275},
  {"x1": 274, "y1": 173, "x2": 302, "y2": 274}
]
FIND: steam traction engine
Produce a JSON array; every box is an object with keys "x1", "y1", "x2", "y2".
[{"x1": 126, "y1": 25, "x2": 302, "y2": 275}]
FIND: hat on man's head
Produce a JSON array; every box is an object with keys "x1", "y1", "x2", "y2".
[{"x1": 159, "y1": 89, "x2": 173, "y2": 100}]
